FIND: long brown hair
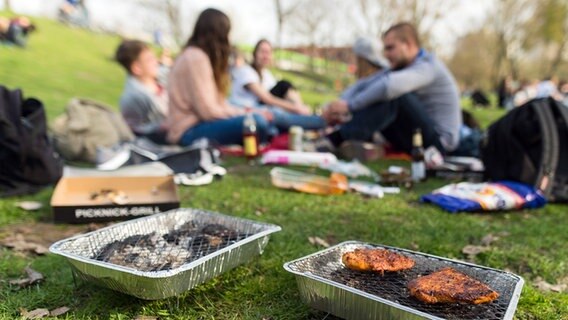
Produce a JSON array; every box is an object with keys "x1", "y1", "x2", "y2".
[
  {"x1": 251, "y1": 39, "x2": 270, "y2": 81},
  {"x1": 187, "y1": 8, "x2": 231, "y2": 95}
]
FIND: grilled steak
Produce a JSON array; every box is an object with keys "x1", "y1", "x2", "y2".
[
  {"x1": 342, "y1": 248, "x2": 415, "y2": 274},
  {"x1": 408, "y1": 267, "x2": 499, "y2": 304}
]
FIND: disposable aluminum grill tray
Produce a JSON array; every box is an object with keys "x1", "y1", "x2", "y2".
[
  {"x1": 50, "y1": 208, "x2": 281, "y2": 300},
  {"x1": 284, "y1": 241, "x2": 523, "y2": 320}
]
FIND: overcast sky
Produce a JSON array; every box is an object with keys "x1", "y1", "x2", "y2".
[{"x1": 3, "y1": 0, "x2": 493, "y2": 52}]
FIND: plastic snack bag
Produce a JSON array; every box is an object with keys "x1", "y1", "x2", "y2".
[{"x1": 421, "y1": 181, "x2": 546, "y2": 213}]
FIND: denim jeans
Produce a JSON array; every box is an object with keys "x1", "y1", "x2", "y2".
[
  {"x1": 179, "y1": 114, "x2": 270, "y2": 146},
  {"x1": 270, "y1": 108, "x2": 325, "y2": 132},
  {"x1": 229, "y1": 99, "x2": 326, "y2": 133},
  {"x1": 339, "y1": 93, "x2": 444, "y2": 154}
]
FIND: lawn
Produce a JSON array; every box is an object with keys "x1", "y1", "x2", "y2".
[{"x1": 1, "y1": 16, "x2": 567, "y2": 320}]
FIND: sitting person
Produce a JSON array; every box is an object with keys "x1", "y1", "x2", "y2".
[
  {"x1": 230, "y1": 39, "x2": 325, "y2": 132},
  {"x1": 560, "y1": 80, "x2": 568, "y2": 106},
  {"x1": 322, "y1": 22, "x2": 462, "y2": 155},
  {"x1": 58, "y1": 0, "x2": 89, "y2": 27},
  {"x1": 352, "y1": 37, "x2": 389, "y2": 79},
  {"x1": 115, "y1": 40, "x2": 168, "y2": 144},
  {"x1": 166, "y1": 8, "x2": 271, "y2": 147},
  {"x1": 536, "y1": 76, "x2": 564, "y2": 101},
  {"x1": 0, "y1": 16, "x2": 36, "y2": 47},
  {"x1": 513, "y1": 79, "x2": 538, "y2": 107}
]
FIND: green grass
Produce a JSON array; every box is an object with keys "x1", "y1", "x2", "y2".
[
  {"x1": 1, "y1": 16, "x2": 568, "y2": 320},
  {"x1": 1, "y1": 15, "x2": 124, "y2": 121}
]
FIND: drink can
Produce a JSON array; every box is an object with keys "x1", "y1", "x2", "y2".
[{"x1": 288, "y1": 126, "x2": 303, "y2": 151}]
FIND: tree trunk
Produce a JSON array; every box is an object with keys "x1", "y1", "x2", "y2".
[
  {"x1": 4, "y1": 0, "x2": 11, "y2": 12},
  {"x1": 548, "y1": 38, "x2": 567, "y2": 74},
  {"x1": 165, "y1": 1, "x2": 182, "y2": 46},
  {"x1": 275, "y1": 0, "x2": 284, "y2": 49}
]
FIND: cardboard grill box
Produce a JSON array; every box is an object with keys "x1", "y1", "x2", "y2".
[{"x1": 51, "y1": 176, "x2": 180, "y2": 223}]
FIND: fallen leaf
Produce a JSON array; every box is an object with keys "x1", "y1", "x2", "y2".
[
  {"x1": 49, "y1": 307, "x2": 70, "y2": 317},
  {"x1": 325, "y1": 234, "x2": 337, "y2": 246},
  {"x1": 533, "y1": 277, "x2": 568, "y2": 293},
  {"x1": 9, "y1": 266, "x2": 44, "y2": 288},
  {"x1": 255, "y1": 207, "x2": 267, "y2": 216},
  {"x1": 133, "y1": 316, "x2": 159, "y2": 320},
  {"x1": 0, "y1": 234, "x2": 48, "y2": 255},
  {"x1": 409, "y1": 242, "x2": 420, "y2": 250},
  {"x1": 0, "y1": 222, "x2": 103, "y2": 251},
  {"x1": 558, "y1": 276, "x2": 568, "y2": 286},
  {"x1": 480, "y1": 234, "x2": 500, "y2": 246},
  {"x1": 15, "y1": 201, "x2": 43, "y2": 211},
  {"x1": 461, "y1": 245, "x2": 489, "y2": 260},
  {"x1": 308, "y1": 236, "x2": 330, "y2": 248},
  {"x1": 20, "y1": 308, "x2": 49, "y2": 319},
  {"x1": 462, "y1": 245, "x2": 489, "y2": 255}
]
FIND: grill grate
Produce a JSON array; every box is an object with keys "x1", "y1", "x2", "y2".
[
  {"x1": 87, "y1": 222, "x2": 250, "y2": 272},
  {"x1": 55, "y1": 211, "x2": 259, "y2": 273},
  {"x1": 287, "y1": 243, "x2": 521, "y2": 320},
  {"x1": 50, "y1": 209, "x2": 282, "y2": 299}
]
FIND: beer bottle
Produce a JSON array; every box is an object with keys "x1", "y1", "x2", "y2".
[
  {"x1": 243, "y1": 112, "x2": 259, "y2": 163},
  {"x1": 411, "y1": 128, "x2": 426, "y2": 182}
]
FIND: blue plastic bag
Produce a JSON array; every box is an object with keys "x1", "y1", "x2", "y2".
[{"x1": 421, "y1": 181, "x2": 546, "y2": 213}]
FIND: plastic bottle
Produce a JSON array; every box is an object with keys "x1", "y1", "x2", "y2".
[
  {"x1": 411, "y1": 129, "x2": 426, "y2": 182},
  {"x1": 243, "y1": 112, "x2": 258, "y2": 163}
]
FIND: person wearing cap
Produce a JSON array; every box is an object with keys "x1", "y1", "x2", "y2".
[
  {"x1": 353, "y1": 37, "x2": 389, "y2": 79},
  {"x1": 321, "y1": 22, "x2": 461, "y2": 155}
]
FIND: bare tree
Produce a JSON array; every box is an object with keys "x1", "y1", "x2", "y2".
[
  {"x1": 353, "y1": 0, "x2": 398, "y2": 38},
  {"x1": 487, "y1": 0, "x2": 535, "y2": 82},
  {"x1": 448, "y1": 28, "x2": 497, "y2": 91},
  {"x1": 136, "y1": 0, "x2": 184, "y2": 46},
  {"x1": 353, "y1": 0, "x2": 456, "y2": 49},
  {"x1": 394, "y1": 0, "x2": 458, "y2": 49},
  {"x1": 274, "y1": 0, "x2": 301, "y2": 50},
  {"x1": 528, "y1": 0, "x2": 568, "y2": 74},
  {"x1": 289, "y1": 0, "x2": 334, "y2": 71}
]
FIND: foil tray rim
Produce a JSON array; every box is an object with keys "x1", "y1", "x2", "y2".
[
  {"x1": 283, "y1": 240, "x2": 525, "y2": 320},
  {"x1": 49, "y1": 208, "x2": 282, "y2": 278}
]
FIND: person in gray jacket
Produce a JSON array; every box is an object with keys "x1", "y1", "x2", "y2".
[
  {"x1": 115, "y1": 40, "x2": 169, "y2": 144},
  {"x1": 323, "y1": 22, "x2": 461, "y2": 154}
]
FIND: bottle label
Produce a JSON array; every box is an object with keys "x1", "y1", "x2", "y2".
[
  {"x1": 411, "y1": 161, "x2": 426, "y2": 182},
  {"x1": 244, "y1": 136, "x2": 258, "y2": 156}
]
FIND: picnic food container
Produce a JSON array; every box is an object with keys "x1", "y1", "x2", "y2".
[
  {"x1": 284, "y1": 241, "x2": 524, "y2": 320},
  {"x1": 51, "y1": 175, "x2": 180, "y2": 223},
  {"x1": 50, "y1": 208, "x2": 281, "y2": 299}
]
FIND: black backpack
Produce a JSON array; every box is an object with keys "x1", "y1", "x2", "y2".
[
  {"x1": 481, "y1": 98, "x2": 568, "y2": 202},
  {"x1": 0, "y1": 86, "x2": 64, "y2": 197}
]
